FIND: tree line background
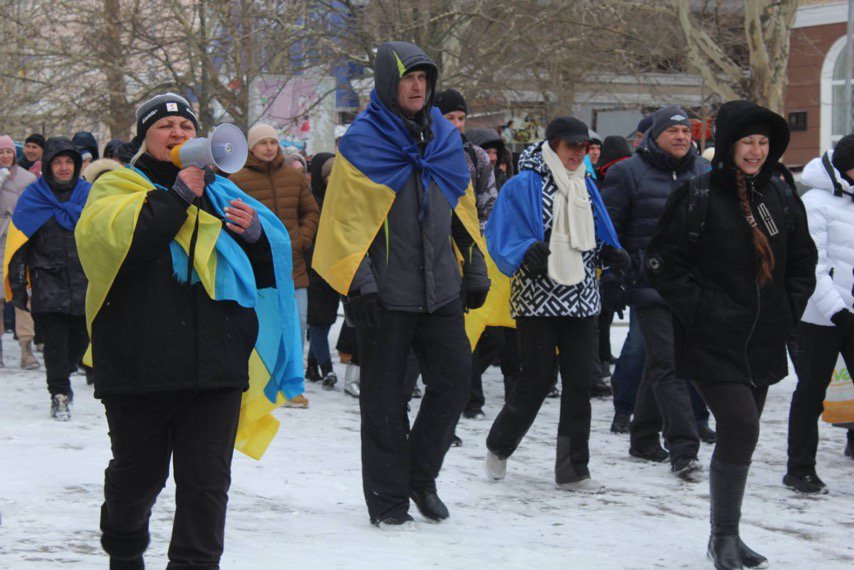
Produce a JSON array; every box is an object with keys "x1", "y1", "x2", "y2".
[{"x1": 0, "y1": 0, "x2": 798, "y2": 140}]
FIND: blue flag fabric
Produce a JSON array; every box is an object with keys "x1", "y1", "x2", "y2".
[
  {"x1": 338, "y1": 90, "x2": 471, "y2": 209},
  {"x1": 485, "y1": 171, "x2": 620, "y2": 277},
  {"x1": 12, "y1": 177, "x2": 90, "y2": 237}
]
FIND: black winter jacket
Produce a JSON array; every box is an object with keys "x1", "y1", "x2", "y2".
[
  {"x1": 646, "y1": 101, "x2": 817, "y2": 387},
  {"x1": 307, "y1": 152, "x2": 340, "y2": 326},
  {"x1": 601, "y1": 132, "x2": 708, "y2": 306},
  {"x1": 91, "y1": 156, "x2": 275, "y2": 398}
]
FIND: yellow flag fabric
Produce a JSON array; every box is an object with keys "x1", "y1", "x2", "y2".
[
  {"x1": 464, "y1": 253, "x2": 515, "y2": 351},
  {"x1": 3, "y1": 223, "x2": 29, "y2": 301}
]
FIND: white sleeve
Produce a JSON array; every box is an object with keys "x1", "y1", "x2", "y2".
[{"x1": 805, "y1": 193, "x2": 847, "y2": 320}]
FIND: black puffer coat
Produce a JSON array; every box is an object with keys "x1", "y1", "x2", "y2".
[
  {"x1": 307, "y1": 152, "x2": 340, "y2": 326},
  {"x1": 601, "y1": 131, "x2": 708, "y2": 306},
  {"x1": 646, "y1": 101, "x2": 817, "y2": 386}
]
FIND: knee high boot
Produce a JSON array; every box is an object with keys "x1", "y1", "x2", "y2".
[{"x1": 708, "y1": 459, "x2": 748, "y2": 570}]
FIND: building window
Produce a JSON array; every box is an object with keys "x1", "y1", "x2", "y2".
[{"x1": 822, "y1": 36, "x2": 854, "y2": 151}]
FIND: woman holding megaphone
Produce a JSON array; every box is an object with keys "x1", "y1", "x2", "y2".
[{"x1": 75, "y1": 92, "x2": 303, "y2": 569}]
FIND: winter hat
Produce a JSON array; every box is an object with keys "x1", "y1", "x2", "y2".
[
  {"x1": 588, "y1": 129, "x2": 602, "y2": 146},
  {"x1": 733, "y1": 122, "x2": 772, "y2": 142},
  {"x1": 650, "y1": 106, "x2": 691, "y2": 140},
  {"x1": 25, "y1": 133, "x2": 45, "y2": 148},
  {"x1": 103, "y1": 139, "x2": 126, "y2": 160},
  {"x1": 79, "y1": 149, "x2": 93, "y2": 162},
  {"x1": 248, "y1": 123, "x2": 279, "y2": 150},
  {"x1": 135, "y1": 92, "x2": 198, "y2": 144},
  {"x1": 545, "y1": 116, "x2": 590, "y2": 144},
  {"x1": 635, "y1": 115, "x2": 654, "y2": 135},
  {"x1": 435, "y1": 89, "x2": 467, "y2": 116},
  {"x1": 831, "y1": 134, "x2": 854, "y2": 181},
  {"x1": 597, "y1": 136, "x2": 631, "y2": 168},
  {"x1": 0, "y1": 135, "x2": 15, "y2": 152}
]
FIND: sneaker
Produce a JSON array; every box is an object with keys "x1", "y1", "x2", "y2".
[
  {"x1": 411, "y1": 386, "x2": 422, "y2": 399},
  {"x1": 485, "y1": 450, "x2": 507, "y2": 480},
  {"x1": 671, "y1": 457, "x2": 703, "y2": 482},
  {"x1": 546, "y1": 385, "x2": 560, "y2": 399},
  {"x1": 373, "y1": 513, "x2": 416, "y2": 530},
  {"x1": 51, "y1": 394, "x2": 71, "y2": 421},
  {"x1": 697, "y1": 422, "x2": 717, "y2": 444},
  {"x1": 629, "y1": 444, "x2": 669, "y2": 462},
  {"x1": 556, "y1": 476, "x2": 605, "y2": 494},
  {"x1": 321, "y1": 368, "x2": 338, "y2": 391},
  {"x1": 450, "y1": 434, "x2": 462, "y2": 447},
  {"x1": 610, "y1": 412, "x2": 630, "y2": 434},
  {"x1": 463, "y1": 408, "x2": 486, "y2": 420},
  {"x1": 783, "y1": 472, "x2": 828, "y2": 494},
  {"x1": 283, "y1": 394, "x2": 309, "y2": 409}
]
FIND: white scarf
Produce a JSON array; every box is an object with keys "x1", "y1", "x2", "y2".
[{"x1": 540, "y1": 142, "x2": 596, "y2": 286}]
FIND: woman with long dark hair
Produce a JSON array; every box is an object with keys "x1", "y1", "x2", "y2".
[{"x1": 645, "y1": 101, "x2": 817, "y2": 569}]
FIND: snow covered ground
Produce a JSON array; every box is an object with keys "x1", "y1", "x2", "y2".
[{"x1": 1, "y1": 322, "x2": 852, "y2": 569}]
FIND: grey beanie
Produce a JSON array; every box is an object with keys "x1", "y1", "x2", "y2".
[
  {"x1": 650, "y1": 106, "x2": 692, "y2": 140},
  {"x1": 134, "y1": 92, "x2": 199, "y2": 143}
]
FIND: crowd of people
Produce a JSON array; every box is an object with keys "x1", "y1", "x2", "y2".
[{"x1": 1, "y1": 37, "x2": 852, "y2": 570}]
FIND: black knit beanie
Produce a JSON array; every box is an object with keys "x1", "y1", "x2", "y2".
[
  {"x1": 650, "y1": 106, "x2": 691, "y2": 140},
  {"x1": 598, "y1": 136, "x2": 632, "y2": 167},
  {"x1": 134, "y1": 92, "x2": 199, "y2": 144},
  {"x1": 832, "y1": 134, "x2": 854, "y2": 183},
  {"x1": 435, "y1": 89, "x2": 467, "y2": 116},
  {"x1": 25, "y1": 133, "x2": 45, "y2": 148}
]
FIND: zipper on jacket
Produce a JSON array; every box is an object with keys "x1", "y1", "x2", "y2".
[
  {"x1": 744, "y1": 281, "x2": 760, "y2": 387},
  {"x1": 672, "y1": 171, "x2": 677, "y2": 181}
]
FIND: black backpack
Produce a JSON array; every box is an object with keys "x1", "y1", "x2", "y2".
[{"x1": 686, "y1": 172, "x2": 798, "y2": 256}]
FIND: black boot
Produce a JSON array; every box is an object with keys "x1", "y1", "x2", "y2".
[
  {"x1": 410, "y1": 489, "x2": 449, "y2": 521},
  {"x1": 738, "y1": 538, "x2": 768, "y2": 569},
  {"x1": 708, "y1": 459, "x2": 751, "y2": 569},
  {"x1": 305, "y1": 362, "x2": 321, "y2": 383},
  {"x1": 320, "y1": 362, "x2": 337, "y2": 390}
]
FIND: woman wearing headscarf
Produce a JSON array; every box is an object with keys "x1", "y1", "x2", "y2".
[
  {"x1": 483, "y1": 116, "x2": 628, "y2": 493},
  {"x1": 645, "y1": 101, "x2": 817, "y2": 569},
  {"x1": 76, "y1": 93, "x2": 300, "y2": 569}
]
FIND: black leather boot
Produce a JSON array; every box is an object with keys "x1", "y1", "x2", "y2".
[
  {"x1": 739, "y1": 538, "x2": 768, "y2": 569},
  {"x1": 410, "y1": 489, "x2": 449, "y2": 521},
  {"x1": 707, "y1": 459, "x2": 751, "y2": 570}
]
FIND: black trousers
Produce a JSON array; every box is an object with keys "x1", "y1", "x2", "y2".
[
  {"x1": 787, "y1": 321, "x2": 854, "y2": 475},
  {"x1": 33, "y1": 312, "x2": 88, "y2": 397},
  {"x1": 467, "y1": 326, "x2": 522, "y2": 412},
  {"x1": 598, "y1": 310, "x2": 614, "y2": 361},
  {"x1": 487, "y1": 316, "x2": 597, "y2": 478},
  {"x1": 356, "y1": 300, "x2": 471, "y2": 522},
  {"x1": 100, "y1": 389, "x2": 242, "y2": 569},
  {"x1": 630, "y1": 304, "x2": 700, "y2": 464},
  {"x1": 694, "y1": 382, "x2": 768, "y2": 466}
]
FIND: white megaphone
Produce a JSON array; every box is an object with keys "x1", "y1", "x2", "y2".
[{"x1": 170, "y1": 123, "x2": 248, "y2": 174}]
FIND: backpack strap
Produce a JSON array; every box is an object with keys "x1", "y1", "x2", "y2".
[
  {"x1": 464, "y1": 142, "x2": 480, "y2": 190},
  {"x1": 686, "y1": 174, "x2": 710, "y2": 257},
  {"x1": 767, "y1": 176, "x2": 798, "y2": 233},
  {"x1": 822, "y1": 152, "x2": 845, "y2": 197}
]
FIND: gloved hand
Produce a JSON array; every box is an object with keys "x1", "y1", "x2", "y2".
[
  {"x1": 523, "y1": 241, "x2": 550, "y2": 275},
  {"x1": 12, "y1": 289, "x2": 28, "y2": 312},
  {"x1": 466, "y1": 289, "x2": 489, "y2": 310},
  {"x1": 345, "y1": 293, "x2": 382, "y2": 328},
  {"x1": 600, "y1": 280, "x2": 627, "y2": 318},
  {"x1": 600, "y1": 244, "x2": 632, "y2": 278},
  {"x1": 831, "y1": 309, "x2": 854, "y2": 334}
]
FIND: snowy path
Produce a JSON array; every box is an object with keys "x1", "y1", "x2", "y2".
[{"x1": 1, "y1": 323, "x2": 852, "y2": 569}]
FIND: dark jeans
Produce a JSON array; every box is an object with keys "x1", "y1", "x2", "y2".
[
  {"x1": 487, "y1": 316, "x2": 597, "y2": 478},
  {"x1": 100, "y1": 389, "x2": 242, "y2": 569},
  {"x1": 688, "y1": 381, "x2": 711, "y2": 423},
  {"x1": 787, "y1": 321, "x2": 854, "y2": 475},
  {"x1": 34, "y1": 312, "x2": 88, "y2": 397},
  {"x1": 467, "y1": 326, "x2": 522, "y2": 412},
  {"x1": 308, "y1": 324, "x2": 332, "y2": 367},
  {"x1": 630, "y1": 305, "x2": 700, "y2": 463},
  {"x1": 356, "y1": 300, "x2": 471, "y2": 522},
  {"x1": 611, "y1": 309, "x2": 645, "y2": 416},
  {"x1": 3, "y1": 300, "x2": 14, "y2": 331},
  {"x1": 694, "y1": 382, "x2": 768, "y2": 466},
  {"x1": 336, "y1": 322, "x2": 359, "y2": 365}
]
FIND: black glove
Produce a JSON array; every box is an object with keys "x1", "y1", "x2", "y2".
[
  {"x1": 345, "y1": 293, "x2": 382, "y2": 328},
  {"x1": 600, "y1": 280, "x2": 627, "y2": 318},
  {"x1": 600, "y1": 244, "x2": 632, "y2": 278},
  {"x1": 466, "y1": 289, "x2": 488, "y2": 310},
  {"x1": 11, "y1": 289, "x2": 28, "y2": 312},
  {"x1": 523, "y1": 241, "x2": 550, "y2": 275},
  {"x1": 831, "y1": 309, "x2": 854, "y2": 334}
]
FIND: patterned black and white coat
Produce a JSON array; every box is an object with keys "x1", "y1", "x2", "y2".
[{"x1": 510, "y1": 142, "x2": 603, "y2": 319}]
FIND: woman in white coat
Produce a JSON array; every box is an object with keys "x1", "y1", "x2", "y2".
[{"x1": 786, "y1": 134, "x2": 854, "y2": 494}]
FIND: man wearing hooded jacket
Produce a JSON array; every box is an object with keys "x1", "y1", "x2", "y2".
[
  {"x1": 8, "y1": 138, "x2": 90, "y2": 420},
  {"x1": 601, "y1": 106, "x2": 708, "y2": 480},
  {"x1": 314, "y1": 41, "x2": 490, "y2": 527}
]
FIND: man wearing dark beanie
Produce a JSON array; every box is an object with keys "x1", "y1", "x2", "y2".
[
  {"x1": 20, "y1": 134, "x2": 45, "y2": 173},
  {"x1": 832, "y1": 133, "x2": 854, "y2": 185},
  {"x1": 601, "y1": 104, "x2": 709, "y2": 481}
]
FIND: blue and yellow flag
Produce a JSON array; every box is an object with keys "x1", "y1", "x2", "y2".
[
  {"x1": 75, "y1": 167, "x2": 304, "y2": 460},
  {"x1": 4, "y1": 177, "x2": 90, "y2": 300},
  {"x1": 313, "y1": 91, "x2": 485, "y2": 296}
]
